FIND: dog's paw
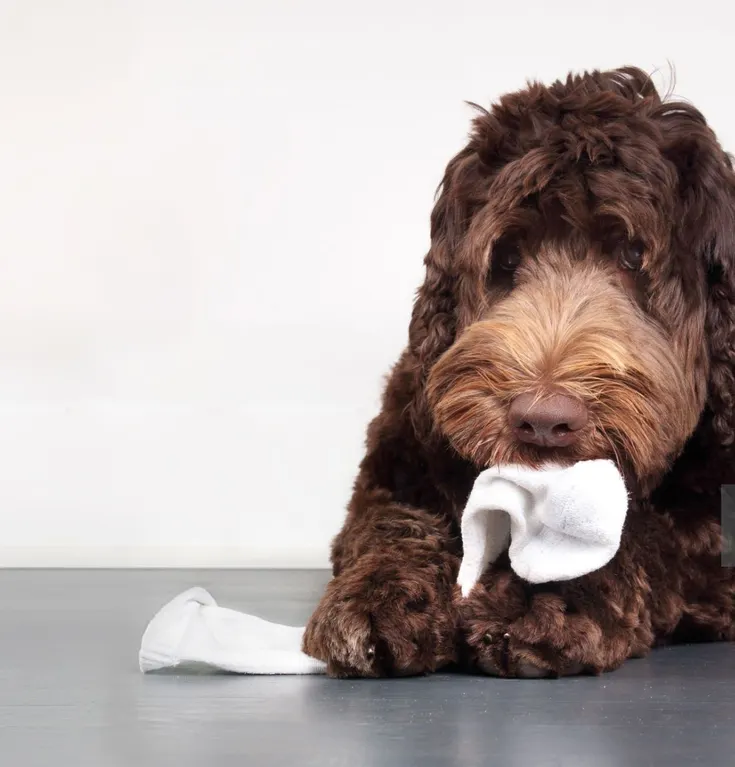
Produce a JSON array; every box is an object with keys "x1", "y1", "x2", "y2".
[
  {"x1": 458, "y1": 573, "x2": 646, "y2": 678},
  {"x1": 302, "y1": 556, "x2": 456, "y2": 678},
  {"x1": 473, "y1": 632, "x2": 587, "y2": 678}
]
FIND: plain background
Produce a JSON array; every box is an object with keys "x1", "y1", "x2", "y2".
[{"x1": 1, "y1": 0, "x2": 733, "y2": 567}]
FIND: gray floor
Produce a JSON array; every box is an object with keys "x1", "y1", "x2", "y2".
[{"x1": 1, "y1": 571, "x2": 734, "y2": 767}]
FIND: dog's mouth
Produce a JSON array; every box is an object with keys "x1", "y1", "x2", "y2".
[{"x1": 482, "y1": 431, "x2": 611, "y2": 471}]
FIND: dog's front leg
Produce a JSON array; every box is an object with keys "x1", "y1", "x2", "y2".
[{"x1": 302, "y1": 489, "x2": 461, "y2": 678}]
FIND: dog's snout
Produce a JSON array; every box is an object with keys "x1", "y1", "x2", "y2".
[{"x1": 508, "y1": 392, "x2": 588, "y2": 448}]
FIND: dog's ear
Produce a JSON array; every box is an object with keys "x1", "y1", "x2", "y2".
[
  {"x1": 408, "y1": 146, "x2": 484, "y2": 371},
  {"x1": 660, "y1": 104, "x2": 735, "y2": 455},
  {"x1": 703, "y1": 185, "x2": 735, "y2": 452}
]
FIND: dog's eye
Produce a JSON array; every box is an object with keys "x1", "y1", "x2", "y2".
[
  {"x1": 617, "y1": 240, "x2": 645, "y2": 271},
  {"x1": 493, "y1": 239, "x2": 522, "y2": 272}
]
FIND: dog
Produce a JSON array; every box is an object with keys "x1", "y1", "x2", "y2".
[{"x1": 302, "y1": 67, "x2": 735, "y2": 678}]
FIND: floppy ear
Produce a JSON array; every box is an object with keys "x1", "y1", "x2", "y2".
[
  {"x1": 408, "y1": 145, "x2": 485, "y2": 372},
  {"x1": 659, "y1": 104, "x2": 735, "y2": 470},
  {"x1": 704, "y1": 192, "x2": 735, "y2": 453}
]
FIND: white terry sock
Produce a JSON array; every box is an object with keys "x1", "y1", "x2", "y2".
[
  {"x1": 457, "y1": 459, "x2": 628, "y2": 594},
  {"x1": 139, "y1": 459, "x2": 627, "y2": 674},
  {"x1": 139, "y1": 587, "x2": 326, "y2": 674}
]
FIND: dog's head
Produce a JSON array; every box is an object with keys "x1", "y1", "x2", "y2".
[{"x1": 414, "y1": 68, "x2": 735, "y2": 492}]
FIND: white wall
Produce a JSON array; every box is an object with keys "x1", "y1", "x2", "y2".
[{"x1": 0, "y1": 0, "x2": 733, "y2": 567}]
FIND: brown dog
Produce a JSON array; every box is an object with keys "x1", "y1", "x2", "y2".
[{"x1": 302, "y1": 67, "x2": 735, "y2": 678}]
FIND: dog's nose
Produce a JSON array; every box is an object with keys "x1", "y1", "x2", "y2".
[{"x1": 508, "y1": 392, "x2": 588, "y2": 448}]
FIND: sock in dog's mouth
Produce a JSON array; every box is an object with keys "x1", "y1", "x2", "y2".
[{"x1": 457, "y1": 459, "x2": 628, "y2": 594}]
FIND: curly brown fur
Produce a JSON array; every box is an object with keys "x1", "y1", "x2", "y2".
[{"x1": 303, "y1": 66, "x2": 735, "y2": 678}]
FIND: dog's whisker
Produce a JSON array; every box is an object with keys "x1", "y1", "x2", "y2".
[{"x1": 598, "y1": 425, "x2": 627, "y2": 475}]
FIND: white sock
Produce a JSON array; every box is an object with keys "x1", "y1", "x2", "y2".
[
  {"x1": 457, "y1": 459, "x2": 628, "y2": 594},
  {"x1": 139, "y1": 587, "x2": 326, "y2": 674}
]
